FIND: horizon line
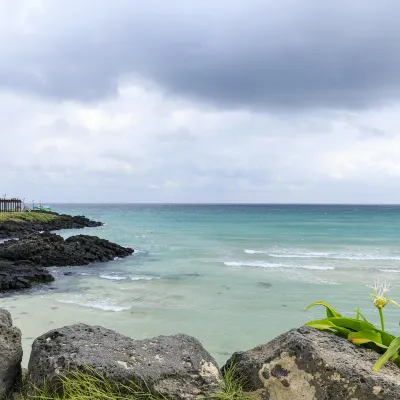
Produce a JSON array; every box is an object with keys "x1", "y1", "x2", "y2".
[{"x1": 38, "y1": 202, "x2": 400, "y2": 206}]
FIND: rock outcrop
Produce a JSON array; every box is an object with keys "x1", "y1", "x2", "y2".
[
  {"x1": 0, "y1": 233, "x2": 133, "y2": 267},
  {"x1": 27, "y1": 324, "x2": 221, "y2": 400},
  {"x1": 0, "y1": 260, "x2": 54, "y2": 291},
  {"x1": 222, "y1": 326, "x2": 400, "y2": 400},
  {"x1": 0, "y1": 309, "x2": 22, "y2": 398},
  {"x1": 0, "y1": 213, "x2": 102, "y2": 240}
]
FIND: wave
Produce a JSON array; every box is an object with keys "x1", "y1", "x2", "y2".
[
  {"x1": 244, "y1": 249, "x2": 267, "y2": 254},
  {"x1": 245, "y1": 249, "x2": 400, "y2": 261},
  {"x1": 57, "y1": 298, "x2": 130, "y2": 312},
  {"x1": 269, "y1": 252, "x2": 330, "y2": 258},
  {"x1": 224, "y1": 261, "x2": 333, "y2": 270},
  {"x1": 379, "y1": 269, "x2": 400, "y2": 273},
  {"x1": 130, "y1": 275, "x2": 159, "y2": 281},
  {"x1": 224, "y1": 261, "x2": 282, "y2": 268},
  {"x1": 100, "y1": 275, "x2": 127, "y2": 281},
  {"x1": 299, "y1": 265, "x2": 334, "y2": 270}
]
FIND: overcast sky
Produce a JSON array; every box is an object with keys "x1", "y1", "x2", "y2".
[{"x1": 2, "y1": 0, "x2": 400, "y2": 203}]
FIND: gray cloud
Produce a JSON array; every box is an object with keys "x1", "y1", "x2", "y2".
[{"x1": 2, "y1": 0, "x2": 400, "y2": 109}]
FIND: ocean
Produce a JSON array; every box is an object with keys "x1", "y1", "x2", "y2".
[{"x1": 2, "y1": 204, "x2": 400, "y2": 367}]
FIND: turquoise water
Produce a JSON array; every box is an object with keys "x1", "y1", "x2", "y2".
[{"x1": 2, "y1": 204, "x2": 400, "y2": 366}]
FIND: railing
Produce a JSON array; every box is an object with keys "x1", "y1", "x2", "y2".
[{"x1": 0, "y1": 198, "x2": 23, "y2": 213}]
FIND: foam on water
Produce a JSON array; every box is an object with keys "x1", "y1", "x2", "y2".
[
  {"x1": 246, "y1": 249, "x2": 400, "y2": 261},
  {"x1": 130, "y1": 275, "x2": 159, "y2": 281},
  {"x1": 100, "y1": 275, "x2": 127, "y2": 281},
  {"x1": 244, "y1": 249, "x2": 267, "y2": 254},
  {"x1": 224, "y1": 261, "x2": 333, "y2": 270},
  {"x1": 298, "y1": 265, "x2": 334, "y2": 270},
  {"x1": 379, "y1": 269, "x2": 400, "y2": 273},
  {"x1": 224, "y1": 261, "x2": 282, "y2": 268},
  {"x1": 57, "y1": 298, "x2": 130, "y2": 312}
]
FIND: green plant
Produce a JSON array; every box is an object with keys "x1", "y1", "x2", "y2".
[
  {"x1": 0, "y1": 212, "x2": 56, "y2": 224},
  {"x1": 19, "y1": 365, "x2": 249, "y2": 400},
  {"x1": 207, "y1": 364, "x2": 250, "y2": 400},
  {"x1": 305, "y1": 280, "x2": 400, "y2": 371},
  {"x1": 21, "y1": 368, "x2": 163, "y2": 400}
]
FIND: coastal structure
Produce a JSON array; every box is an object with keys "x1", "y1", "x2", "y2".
[{"x1": 0, "y1": 198, "x2": 22, "y2": 213}]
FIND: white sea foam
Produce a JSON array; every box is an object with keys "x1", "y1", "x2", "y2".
[
  {"x1": 57, "y1": 299, "x2": 130, "y2": 312},
  {"x1": 268, "y1": 252, "x2": 331, "y2": 258},
  {"x1": 339, "y1": 255, "x2": 400, "y2": 261},
  {"x1": 246, "y1": 249, "x2": 400, "y2": 261},
  {"x1": 225, "y1": 261, "x2": 333, "y2": 270},
  {"x1": 130, "y1": 275, "x2": 159, "y2": 281},
  {"x1": 100, "y1": 275, "x2": 127, "y2": 281},
  {"x1": 133, "y1": 249, "x2": 148, "y2": 255},
  {"x1": 298, "y1": 265, "x2": 334, "y2": 271},
  {"x1": 379, "y1": 269, "x2": 400, "y2": 273},
  {"x1": 224, "y1": 261, "x2": 283, "y2": 268}
]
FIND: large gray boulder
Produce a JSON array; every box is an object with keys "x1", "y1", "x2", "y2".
[
  {"x1": 223, "y1": 326, "x2": 400, "y2": 400},
  {"x1": 0, "y1": 309, "x2": 22, "y2": 398},
  {"x1": 27, "y1": 324, "x2": 221, "y2": 399}
]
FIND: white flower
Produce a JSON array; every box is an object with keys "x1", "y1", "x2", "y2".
[{"x1": 367, "y1": 279, "x2": 399, "y2": 309}]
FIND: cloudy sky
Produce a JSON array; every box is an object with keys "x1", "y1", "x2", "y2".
[{"x1": 1, "y1": 0, "x2": 400, "y2": 203}]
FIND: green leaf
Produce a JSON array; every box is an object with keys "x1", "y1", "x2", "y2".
[
  {"x1": 348, "y1": 331, "x2": 387, "y2": 349},
  {"x1": 378, "y1": 330, "x2": 396, "y2": 347},
  {"x1": 305, "y1": 319, "x2": 351, "y2": 336},
  {"x1": 305, "y1": 301, "x2": 342, "y2": 318},
  {"x1": 373, "y1": 337, "x2": 400, "y2": 371},
  {"x1": 355, "y1": 308, "x2": 370, "y2": 323},
  {"x1": 328, "y1": 317, "x2": 377, "y2": 332}
]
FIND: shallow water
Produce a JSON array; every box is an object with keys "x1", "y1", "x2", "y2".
[{"x1": 2, "y1": 204, "x2": 400, "y2": 366}]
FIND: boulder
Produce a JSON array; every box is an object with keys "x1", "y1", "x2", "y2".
[
  {"x1": 0, "y1": 233, "x2": 133, "y2": 267},
  {"x1": 0, "y1": 260, "x2": 54, "y2": 291},
  {"x1": 27, "y1": 324, "x2": 221, "y2": 399},
  {"x1": 222, "y1": 326, "x2": 400, "y2": 400},
  {"x1": 0, "y1": 309, "x2": 22, "y2": 398}
]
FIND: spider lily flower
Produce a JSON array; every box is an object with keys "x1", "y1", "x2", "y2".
[{"x1": 366, "y1": 279, "x2": 400, "y2": 309}]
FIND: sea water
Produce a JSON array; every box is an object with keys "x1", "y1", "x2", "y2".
[{"x1": 2, "y1": 204, "x2": 400, "y2": 366}]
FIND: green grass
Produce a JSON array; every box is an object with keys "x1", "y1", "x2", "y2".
[
  {"x1": 17, "y1": 365, "x2": 250, "y2": 400},
  {"x1": 208, "y1": 365, "x2": 250, "y2": 400},
  {"x1": 0, "y1": 212, "x2": 56, "y2": 224}
]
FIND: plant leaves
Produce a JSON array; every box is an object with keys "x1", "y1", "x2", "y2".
[
  {"x1": 305, "y1": 319, "x2": 351, "y2": 336},
  {"x1": 305, "y1": 301, "x2": 342, "y2": 318},
  {"x1": 373, "y1": 337, "x2": 400, "y2": 371},
  {"x1": 378, "y1": 330, "x2": 396, "y2": 347},
  {"x1": 355, "y1": 308, "x2": 370, "y2": 323},
  {"x1": 348, "y1": 331, "x2": 387, "y2": 349},
  {"x1": 328, "y1": 317, "x2": 377, "y2": 332}
]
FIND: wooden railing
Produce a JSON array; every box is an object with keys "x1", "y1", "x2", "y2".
[{"x1": 0, "y1": 198, "x2": 23, "y2": 213}]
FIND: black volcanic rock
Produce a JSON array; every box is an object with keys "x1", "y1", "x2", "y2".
[
  {"x1": 0, "y1": 213, "x2": 133, "y2": 293},
  {"x1": 0, "y1": 233, "x2": 133, "y2": 268},
  {"x1": 27, "y1": 325, "x2": 221, "y2": 400},
  {"x1": 0, "y1": 260, "x2": 54, "y2": 291},
  {"x1": 0, "y1": 213, "x2": 102, "y2": 240}
]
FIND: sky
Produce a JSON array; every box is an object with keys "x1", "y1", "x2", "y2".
[{"x1": 1, "y1": 0, "x2": 400, "y2": 203}]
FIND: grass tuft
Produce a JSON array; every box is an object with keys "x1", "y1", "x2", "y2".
[
  {"x1": 20, "y1": 368, "x2": 163, "y2": 400},
  {"x1": 16, "y1": 365, "x2": 250, "y2": 400},
  {"x1": 0, "y1": 212, "x2": 56, "y2": 224},
  {"x1": 207, "y1": 364, "x2": 250, "y2": 400}
]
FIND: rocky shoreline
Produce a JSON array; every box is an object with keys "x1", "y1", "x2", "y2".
[
  {"x1": 0, "y1": 212, "x2": 102, "y2": 240},
  {"x1": 1, "y1": 308, "x2": 400, "y2": 399},
  {"x1": 0, "y1": 212, "x2": 133, "y2": 292}
]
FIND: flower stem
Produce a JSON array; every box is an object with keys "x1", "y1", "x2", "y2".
[{"x1": 379, "y1": 308, "x2": 385, "y2": 332}]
